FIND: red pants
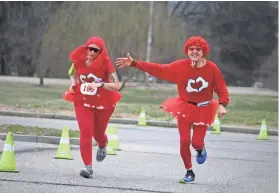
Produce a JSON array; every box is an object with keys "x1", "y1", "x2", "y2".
[
  {"x1": 74, "y1": 103, "x2": 115, "y2": 166},
  {"x1": 178, "y1": 117, "x2": 207, "y2": 170}
]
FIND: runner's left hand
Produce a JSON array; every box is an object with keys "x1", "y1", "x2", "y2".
[
  {"x1": 90, "y1": 82, "x2": 101, "y2": 89},
  {"x1": 217, "y1": 104, "x2": 227, "y2": 118}
]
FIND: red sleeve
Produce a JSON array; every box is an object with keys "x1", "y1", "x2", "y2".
[
  {"x1": 213, "y1": 64, "x2": 230, "y2": 106},
  {"x1": 133, "y1": 59, "x2": 185, "y2": 83}
]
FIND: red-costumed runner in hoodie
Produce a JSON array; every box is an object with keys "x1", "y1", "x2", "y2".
[
  {"x1": 115, "y1": 36, "x2": 230, "y2": 183},
  {"x1": 62, "y1": 36, "x2": 122, "y2": 178}
]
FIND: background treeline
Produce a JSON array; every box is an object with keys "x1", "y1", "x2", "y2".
[{"x1": 0, "y1": 1, "x2": 277, "y2": 90}]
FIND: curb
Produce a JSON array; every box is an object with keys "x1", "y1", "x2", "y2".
[
  {"x1": 0, "y1": 133, "x2": 97, "y2": 146},
  {"x1": 0, "y1": 133, "x2": 79, "y2": 145},
  {"x1": 0, "y1": 110, "x2": 277, "y2": 136},
  {"x1": 215, "y1": 126, "x2": 278, "y2": 136}
]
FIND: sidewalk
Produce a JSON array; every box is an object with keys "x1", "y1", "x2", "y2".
[{"x1": 0, "y1": 110, "x2": 277, "y2": 136}]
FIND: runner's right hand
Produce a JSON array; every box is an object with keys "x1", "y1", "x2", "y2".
[
  {"x1": 69, "y1": 84, "x2": 76, "y2": 93},
  {"x1": 115, "y1": 53, "x2": 134, "y2": 68}
]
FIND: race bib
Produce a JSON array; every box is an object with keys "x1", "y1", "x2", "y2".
[{"x1": 80, "y1": 83, "x2": 97, "y2": 96}]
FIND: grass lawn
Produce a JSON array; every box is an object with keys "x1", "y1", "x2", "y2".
[
  {"x1": 0, "y1": 124, "x2": 80, "y2": 138},
  {"x1": 0, "y1": 83, "x2": 277, "y2": 128}
]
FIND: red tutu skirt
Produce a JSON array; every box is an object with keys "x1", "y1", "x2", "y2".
[
  {"x1": 62, "y1": 87, "x2": 122, "y2": 110},
  {"x1": 160, "y1": 97, "x2": 218, "y2": 127}
]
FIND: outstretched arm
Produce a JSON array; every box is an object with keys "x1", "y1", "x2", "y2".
[
  {"x1": 213, "y1": 66, "x2": 230, "y2": 107},
  {"x1": 131, "y1": 59, "x2": 184, "y2": 83}
]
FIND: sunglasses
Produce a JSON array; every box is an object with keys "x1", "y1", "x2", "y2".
[
  {"x1": 188, "y1": 47, "x2": 202, "y2": 52},
  {"x1": 87, "y1": 47, "x2": 100, "y2": 53}
]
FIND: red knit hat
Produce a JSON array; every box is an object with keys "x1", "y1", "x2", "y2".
[{"x1": 184, "y1": 36, "x2": 210, "y2": 57}]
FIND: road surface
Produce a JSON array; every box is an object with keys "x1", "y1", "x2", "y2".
[{"x1": 0, "y1": 115, "x2": 278, "y2": 193}]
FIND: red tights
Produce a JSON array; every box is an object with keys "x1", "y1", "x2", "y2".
[
  {"x1": 178, "y1": 117, "x2": 208, "y2": 170},
  {"x1": 74, "y1": 103, "x2": 115, "y2": 166}
]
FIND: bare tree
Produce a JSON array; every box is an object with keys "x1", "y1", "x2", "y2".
[
  {"x1": 253, "y1": 48, "x2": 278, "y2": 90},
  {"x1": 40, "y1": 2, "x2": 188, "y2": 89},
  {"x1": 170, "y1": 1, "x2": 278, "y2": 87},
  {"x1": 0, "y1": 1, "x2": 56, "y2": 82}
]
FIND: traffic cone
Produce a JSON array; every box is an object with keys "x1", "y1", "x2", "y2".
[
  {"x1": 113, "y1": 125, "x2": 121, "y2": 150},
  {"x1": 0, "y1": 132, "x2": 19, "y2": 173},
  {"x1": 138, "y1": 107, "x2": 147, "y2": 126},
  {"x1": 106, "y1": 138, "x2": 117, "y2": 156},
  {"x1": 54, "y1": 127, "x2": 73, "y2": 160},
  {"x1": 257, "y1": 119, "x2": 269, "y2": 140},
  {"x1": 211, "y1": 114, "x2": 221, "y2": 134},
  {"x1": 106, "y1": 126, "x2": 119, "y2": 154}
]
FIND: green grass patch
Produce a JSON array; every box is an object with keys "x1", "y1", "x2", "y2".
[
  {"x1": 0, "y1": 83, "x2": 277, "y2": 128},
  {"x1": 0, "y1": 124, "x2": 80, "y2": 138}
]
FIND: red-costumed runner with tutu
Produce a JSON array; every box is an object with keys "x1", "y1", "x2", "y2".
[
  {"x1": 115, "y1": 36, "x2": 230, "y2": 183},
  {"x1": 63, "y1": 36, "x2": 122, "y2": 178}
]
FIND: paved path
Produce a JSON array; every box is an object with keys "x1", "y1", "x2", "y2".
[{"x1": 0, "y1": 116, "x2": 278, "y2": 193}]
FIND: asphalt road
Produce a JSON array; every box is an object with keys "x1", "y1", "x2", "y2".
[{"x1": 0, "y1": 115, "x2": 278, "y2": 193}]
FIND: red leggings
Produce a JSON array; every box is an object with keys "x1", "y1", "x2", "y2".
[
  {"x1": 178, "y1": 117, "x2": 208, "y2": 170},
  {"x1": 74, "y1": 103, "x2": 115, "y2": 166}
]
